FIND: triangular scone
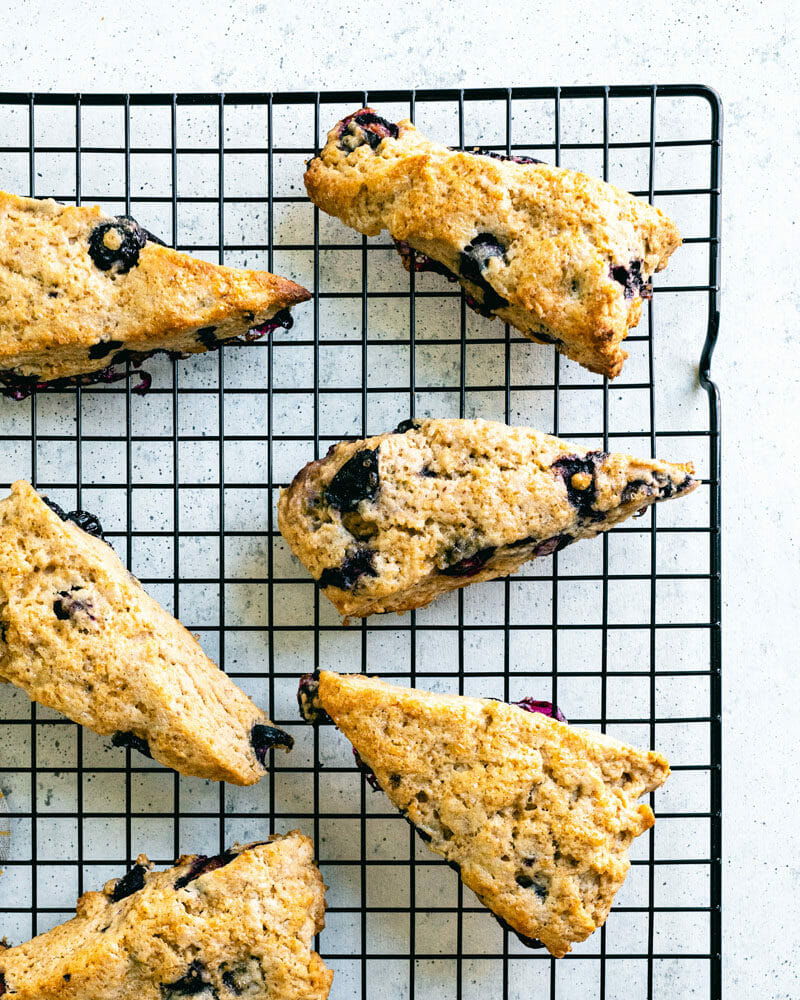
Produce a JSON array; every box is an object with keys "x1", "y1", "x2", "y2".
[
  {"x1": 307, "y1": 671, "x2": 669, "y2": 958},
  {"x1": 0, "y1": 191, "x2": 310, "y2": 393},
  {"x1": 305, "y1": 109, "x2": 680, "y2": 379},
  {"x1": 0, "y1": 481, "x2": 292, "y2": 784},
  {"x1": 278, "y1": 417, "x2": 697, "y2": 617},
  {"x1": 0, "y1": 831, "x2": 333, "y2": 1000}
]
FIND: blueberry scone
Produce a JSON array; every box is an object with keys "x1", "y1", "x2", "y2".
[
  {"x1": 0, "y1": 191, "x2": 311, "y2": 398},
  {"x1": 300, "y1": 671, "x2": 668, "y2": 958},
  {"x1": 277, "y1": 417, "x2": 697, "y2": 617},
  {"x1": 0, "y1": 481, "x2": 292, "y2": 784},
  {"x1": 304, "y1": 109, "x2": 681, "y2": 378},
  {"x1": 0, "y1": 831, "x2": 333, "y2": 999}
]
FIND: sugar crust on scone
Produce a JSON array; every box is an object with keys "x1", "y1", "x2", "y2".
[
  {"x1": 0, "y1": 191, "x2": 310, "y2": 389},
  {"x1": 313, "y1": 671, "x2": 669, "y2": 958},
  {"x1": 0, "y1": 480, "x2": 292, "y2": 784},
  {"x1": 278, "y1": 417, "x2": 697, "y2": 617},
  {"x1": 0, "y1": 831, "x2": 332, "y2": 1000},
  {"x1": 305, "y1": 109, "x2": 681, "y2": 378}
]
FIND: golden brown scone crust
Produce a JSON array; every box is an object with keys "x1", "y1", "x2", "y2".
[
  {"x1": 0, "y1": 191, "x2": 310, "y2": 381},
  {"x1": 0, "y1": 481, "x2": 291, "y2": 784},
  {"x1": 316, "y1": 672, "x2": 669, "y2": 958},
  {"x1": 277, "y1": 417, "x2": 696, "y2": 617},
  {"x1": 0, "y1": 831, "x2": 333, "y2": 1000},
  {"x1": 304, "y1": 109, "x2": 681, "y2": 378}
]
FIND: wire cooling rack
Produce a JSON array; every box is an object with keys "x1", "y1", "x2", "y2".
[{"x1": 0, "y1": 86, "x2": 721, "y2": 999}]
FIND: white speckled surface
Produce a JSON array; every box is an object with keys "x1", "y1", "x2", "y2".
[{"x1": 0, "y1": 2, "x2": 797, "y2": 997}]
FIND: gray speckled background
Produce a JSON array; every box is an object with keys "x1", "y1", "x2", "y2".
[{"x1": 0, "y1": 2, "x2": 797, "y2": 997}]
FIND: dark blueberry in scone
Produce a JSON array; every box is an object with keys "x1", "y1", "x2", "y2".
[
  {"x1": 551, "y1": 452, "x2": 608, "y2": 522},
  {"x1": 621, "y1": 478, "x2": 654, "y2": 504},
  {"x1": 220, "y1": 961, "x2": 263, "y2": 995},
  {"x1": 161, "y1": 960, "x2": 212, "y2": 997},
  {"x1": 40, "y1": 497, "x2": 105, "y2": 538},
  {"x1": 66, "y1": 510, "x2": 105, "y2": 538},
  {"x1": 518, "y1": 876, "x2": 549, "y2": 901},
  {"x1": 508, "y1": 532, "x2": 557, "y2": 552},
  {"x1": 196, "y1": 326, "x2": 218, "y2": 349},
  {"x1": 353, "y1": 748, "x2": 382, "y2": 791},
  {"x1": 394, "y1": 418, "x2": 421, "y2": 433},
  {"x1": 338, "y1": 110, "x2": 399, "y2": 153},
  {"x1": 87, "y1": 216, "x2": 162, "y2": 274},
  {"x1": 530, "y1": 330, "x2": 563, "y2": 347},
  {"x1": 250, "y1": 723, "x2": 294, "y2": 765},
  {"x1": 459, "y1": 234, "x2": 509, "y2": 313},
  {"x1": 0, "y1": 364, "x2": 154, "y2": 400},
  {"x1": 491, "y1": 909, "x2": 546, "y2": 948},
  {"x1": 441, "y1": 545, "x2": 497, "y2": 577},
  {"x1": 510, "y1": 696, "x2": 566, "y2": 723},
  {"x1": 297, "y1": 670, "x2": 332, "y2": 724},
  {"x1": 324, "y1": 448, "x2": 380, "y2": 512},
  {"x1": 88, "y1": 338, "x2": 124, "y2": 360},
  {"x1": 111, "y1": 730, "x2": 154, "y2": 759},
  {"x1": 393, "y1": 239, "x2": 458, "y2": 280},
  {"x1": 41, "y1": 496, "x2": 68, "y2": 520},
  {"x1": 109, "y1": 862, "x2": 148, "y2": 902},
  {"x1": 174, "y1": 851, "x2": 237, "y2": 890},
  {"x1": 318, "y1": 547, "x2": 378, "y2": 591},
  {"x1": 53, "y1": 587, "x2": 96, "y2": 624},
  {"x1": 609, "y1": 259, "x2": 650, "y2": 300},
  {"x1": 461, "y1": 147, "x2": 545, "y2": 165},
  {"x1": 252, "y1": 306, "x2": 294, "y2": 336}
]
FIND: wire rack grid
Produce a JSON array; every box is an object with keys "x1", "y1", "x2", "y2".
[{"x1": 0, "y1": 86, "x2": 721, "y2": 1000}]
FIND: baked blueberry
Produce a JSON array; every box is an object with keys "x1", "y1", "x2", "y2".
[
  {"x1": 353, "y1": 748, "x2": 381, "y2": 791},
  {"x1": 514, "y1": 872, "x2": 549, "y2": 900},
  {"x1": 53, "y1": 588, "x2": 95, "y2": 623},
  {"x1": 161, "y1": 960, "x2": 212, "y2": 997},
  {"x1": 88, "y1": 338, "x2": 124, "y2": 360},
  {"x1": 196, "y1": 326, "x2": 218, "y2": 349},
  {"x1": 510, "y1": 696, "x2": 566, "y2": 723},
  {"x1": 67, "y1": 510, "x2": 104, "y2": 538},
  {"x1": 441, "y1": 545, "x2": 496, "y2": 577},
  {"x1": 393, "y1": 239, "x2": 458, "y2": 280},
  {"x1": 41, "y1": 497, "x2": 105, "y2": 538},
  {"x1": 491, "y1": 909, "x2": 546, "y2": 948},
  {"x1": 250, "y1": 723, "x2": 294, "y2": 765},
  {"x1": 338, "y1": 110, "x2": 399, "y2": 153},
  {"x1": 551, "y1": 452, "x2": 608, "y2": 522},
  {"x1": 459, "y1": 234, "x2": 509, "y2": 313},
  {"x1": 220, "y1": 962, "x2": 262, "y2": 995},
  {"x1": 111, "y1": 730, "x2": 153, "y2": 759},
  {"x1": 174, "y1": 851, "x2": 237, "y2": 890},
  {"x1": 609, "y1": 259, "x2": 650, "y2": 300},
  {"x1": 325, "y1": 448, "x2": 380, "y2": 512},
  {"x1": 621, "y1": 478, "x2": 653, "y2": 504},
  {"x1": 88, "y1": 216, "x2": 160, "y2": 274},
  {"x1": 245, "y1": 307, "x2": 295, "y2": 339},
  {"x1": 531, "y1": 330, "x2": 563, "y2": 347},
  {"x1": 318, "y1": 547, "x2": 377, "y2": 591},
  {"x1": 461, "y1": 147, "x2": 545, "y2": 165},
  {"x1": 297, "y1": 670, "x2": 331, "y2": 724},
  {"x1": 109, "y1": 863, "x2": 148, "y2": 902},
  {"x1": 394, "y1": 418, "x2": 420, "y2": 433}
]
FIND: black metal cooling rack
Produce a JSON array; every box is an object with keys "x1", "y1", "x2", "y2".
[{"x1": 0, "y1": 86, "x2": 721, "y2": 999}]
